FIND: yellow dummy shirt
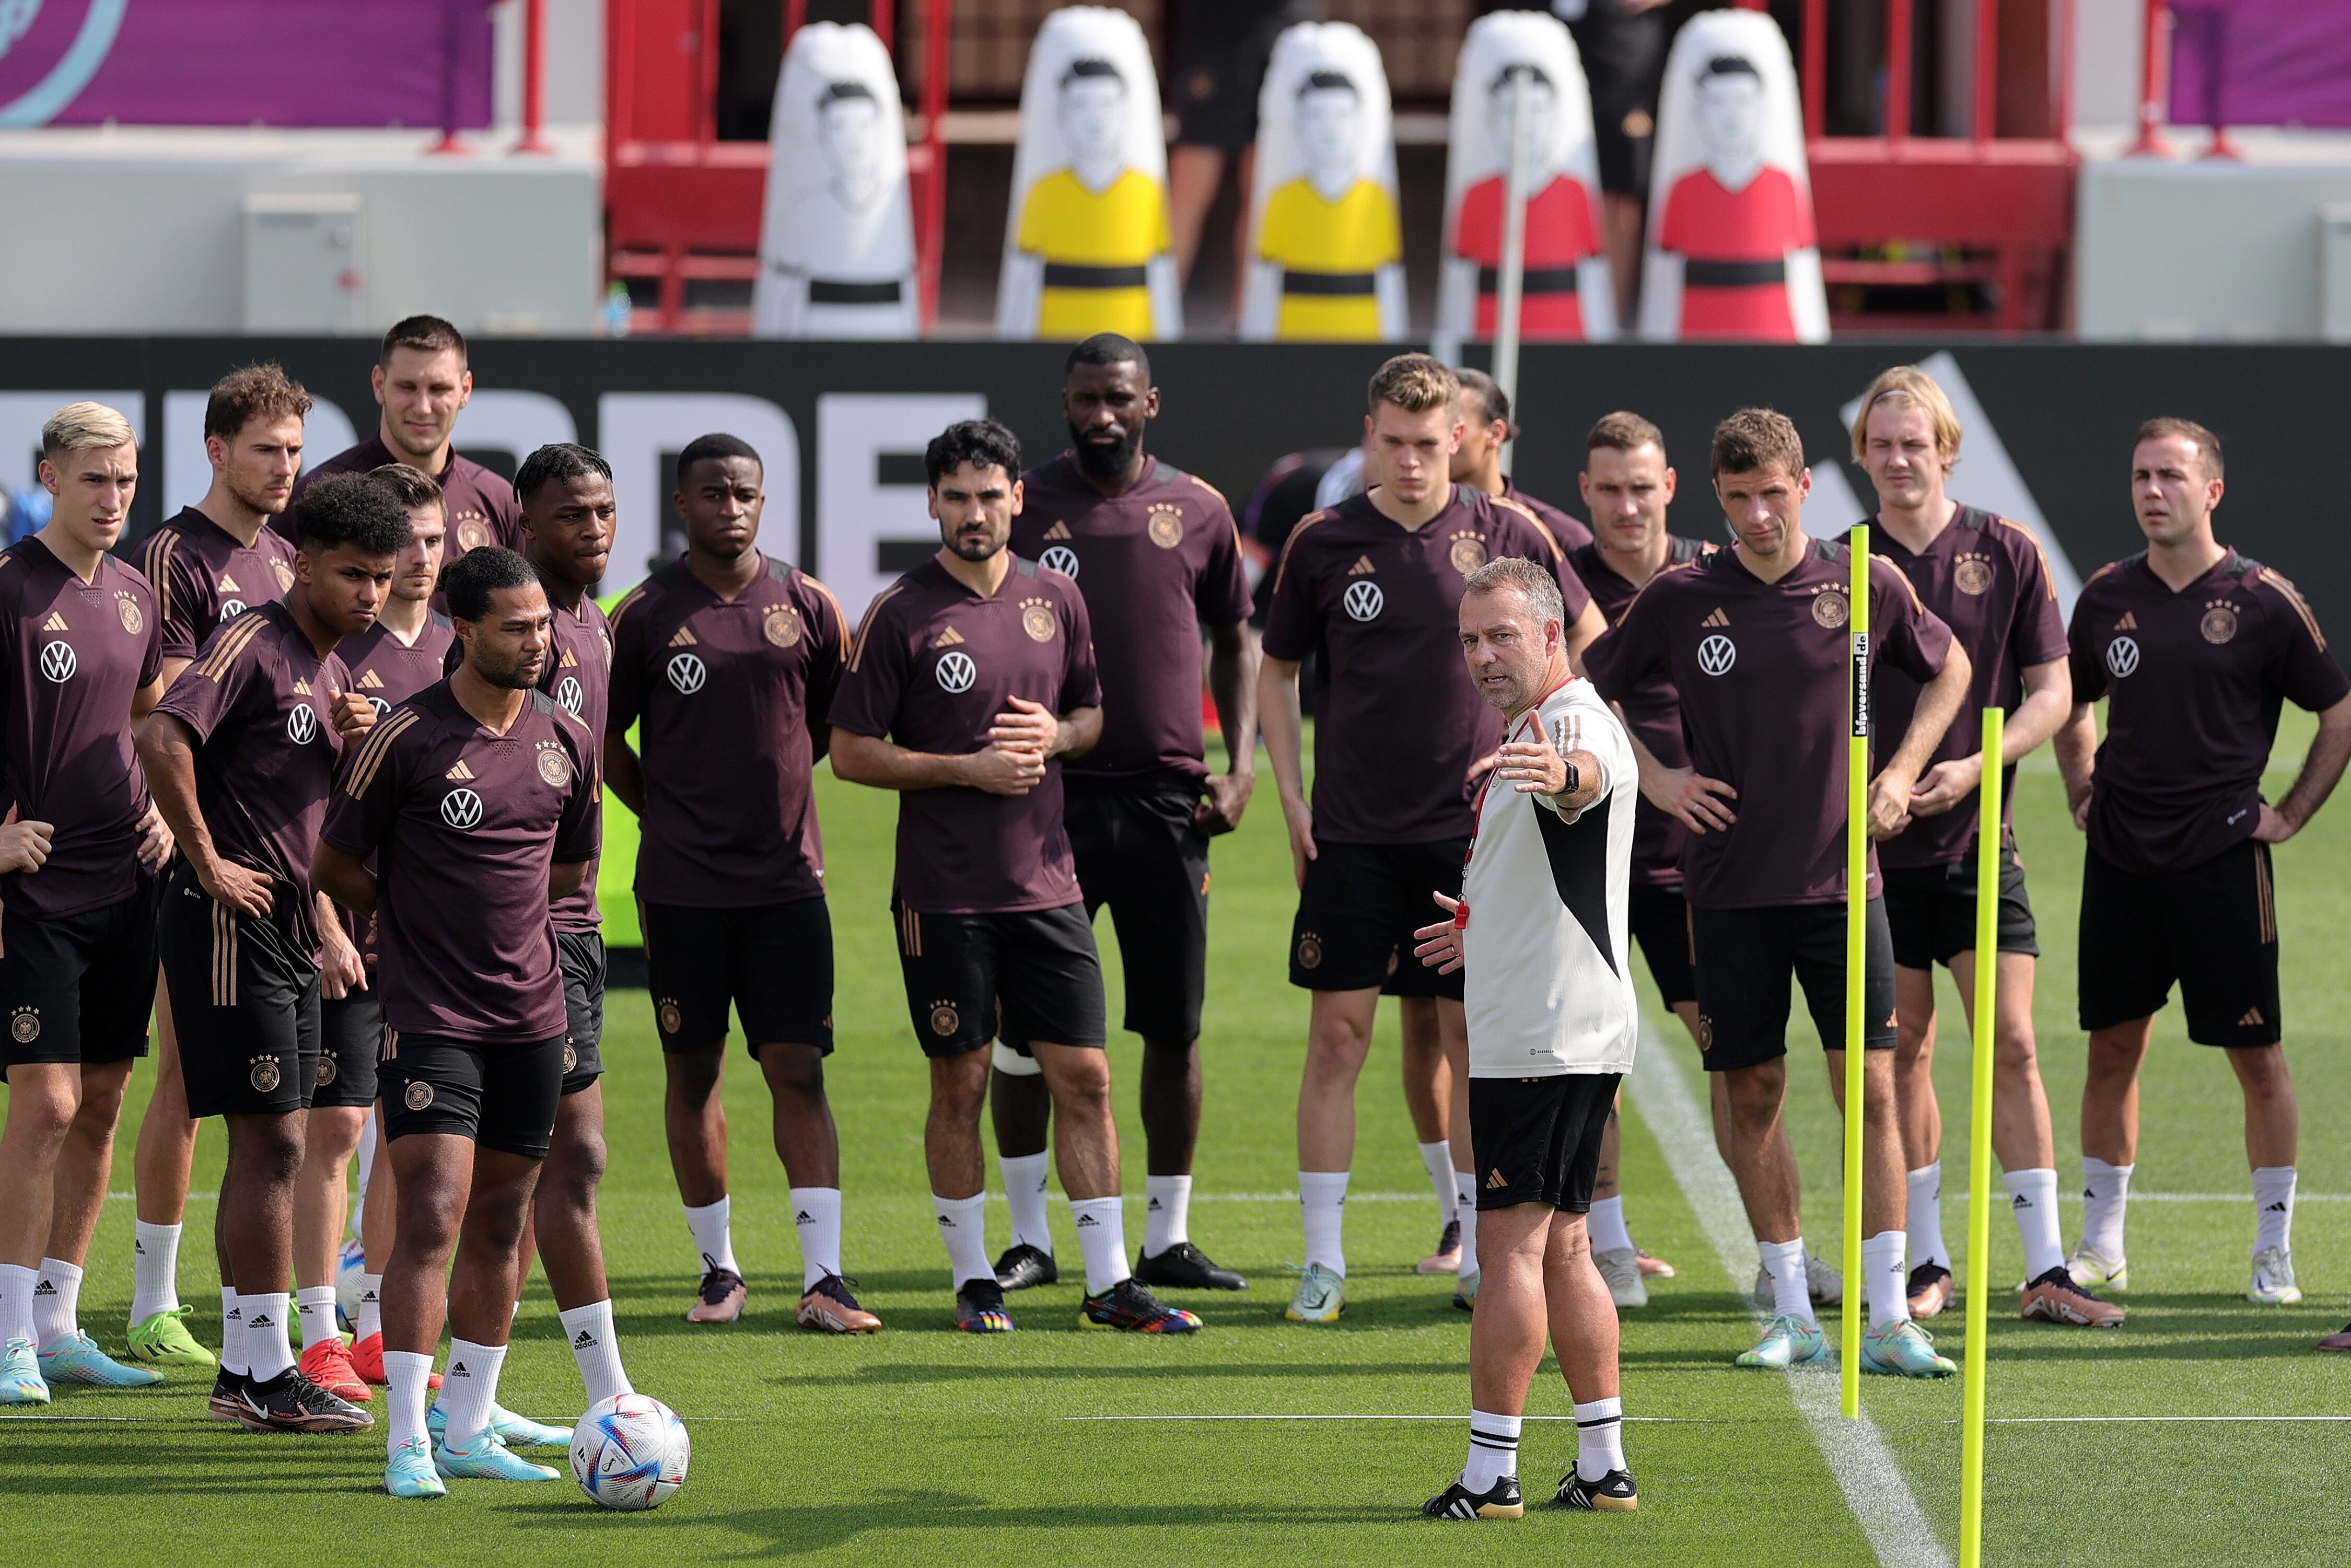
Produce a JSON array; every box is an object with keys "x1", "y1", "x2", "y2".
[
  {"x1": 1258, "y1": 177, "x2": 1400, "y2": 340},
  {"x1": 1016, "y1": 167, "x2": 1170, "y2": 339}
]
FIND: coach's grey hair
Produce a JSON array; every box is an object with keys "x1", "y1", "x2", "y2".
[{"x1": 1462, "y1": 556, "x2": 1565, "y2": 629}]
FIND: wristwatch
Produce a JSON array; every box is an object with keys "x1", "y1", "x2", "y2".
[{"x1": 1561, "y1": 759, "x2": 1579, "y2": 797}]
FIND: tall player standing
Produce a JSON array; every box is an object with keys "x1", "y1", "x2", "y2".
[
  {"x1": 1259, "y1": 355, "x2": 1604, "y2": 1323},
  {"x1": 990, "y1": 334, "x2": 1259, "y2": 1295},
  {"x1": 605, "y1": 435, "x2": 875, "y2": 1332},
  {"x1": 0, "y1": 404, "x2": 173, "y2": 1403},
  {"x1": 1451, "y1": 369, "x2": 1593, "y2": 550},
  {"x1": 2054, "y1": 420, "x2": 2351, "y2": 1319}
]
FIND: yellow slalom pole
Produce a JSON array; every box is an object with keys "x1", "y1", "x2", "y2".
[
  {"x1": 1959, "y1": 707, "x2": 2004, "y2": 1568},
  {"x1": 1841, "y1": 527, "x2": 1870, "y2": 1420}
]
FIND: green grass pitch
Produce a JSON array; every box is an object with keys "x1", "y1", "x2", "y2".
[{"x1": 5, "y1": 714, "x2": 2347, "y2": 1565}]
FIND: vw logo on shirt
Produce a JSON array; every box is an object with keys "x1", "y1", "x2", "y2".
[
  {"x1": 440, "y1": 788, "x2": 484, "y2": 831},
  {"x1": 366, "y1": 695, "x2": 391, "y2": 717},
  {"x1": 1342, "y1": 581, "x2": 1384, "y2": 622},
  {"x1": 936, "y1": 651, "x2": 977, "y2": 693},
  {"x1": 220, "y1": 599, "x2": 247, "y2": 621},
  {"x1": 666, "y1": 652, "x2": 706, "y2": 694},
  {"x1": 1038, "y1": 545, "x2": 1080, "y2": 578},
  {"x1": 555, "y1": 675, "x2": 585, "y2": 716},
  {"x1": 2105, "y1": 636, "x2": 2139, "y2": 679},
  {"x1": 38, "y1": 641, "x2": 75, "y2": 683},
  {"x1": 1696, "y1": 634, "x2": 1738, "y2": 676},
  {"x1": 285, "y1": 704, "x2": 318, "y2": 745}
]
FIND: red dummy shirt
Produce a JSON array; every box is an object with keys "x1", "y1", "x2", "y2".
[
  {"x1": 1657, "y1": 166, "x2": 1812, "y2": 341},
  {"x1": 1453, "y1": 174, "x2": 1601, "y2": 339}
]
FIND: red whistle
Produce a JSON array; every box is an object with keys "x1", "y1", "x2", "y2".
[{"x1": 1452, "y1": 900, "x2": 1470, "y2": 930}]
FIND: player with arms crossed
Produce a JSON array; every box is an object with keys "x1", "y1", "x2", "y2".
[
  {"x1": 316, "y1": 547, "x2": 602, "y2": 1496},
  {"x1": 1260, "y1": 354, "x2": 1604, "y2": 1323},
  {"x1": 606, "y1": 435, "x2": 874, "y2": 1333},
  {"x1": 1415, "y1": 557, "x2": 1640, "y2": 1521},
  {"x1": 832, "y1": 419, "x2": 1198, "y2": 1335},
  {"x1": 1584, "y1": 408, "x2": 1971, "y2": 1375},
  {"x1": 2053, "y1": 420, "x2": 2351, "y2": 1320},
  {"x1": 991, "y1": 334, "x2": 1259, "y2": 1295},
  {"x1": 0, "y1": 404, "x2": 174, "y2": 1403}
]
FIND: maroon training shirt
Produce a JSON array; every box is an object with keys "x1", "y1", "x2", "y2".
[
  {"x1": 138, "y1": 508, "x2": 299, "y2": 662},
  {"x1": 831, "y1": 555, "x2": 1100, "y2": 914},
  {"x1": 1010, "y1": 454, "x2": 1253, "y2": 783},
  {"x1": 293, "y1": 435, "x2": 522, "y2": 560},
  {"x1": 150, "y1": 601, "x2": 352, "y2": 954},
  {"x1": 1503, "y1": 481, "x2": 1596, "y2": 551},
  {"x1": 1262, "y1": 485, "x2": 1592, "y2": 844},
  {"x1": 1570, "y1": 535, "x2": 1713, "y2": 887},
  {"x1": 331, "y1": 612, "x2": 457, "y2": 958},
  {"x1": 541, "y1": 592, "x2": 611, "y2": 932},
  {"x1": 0, "y1": 538, "x2": 163, "y2": 917},
  {"x1": 1584, "y1": 538, "x2": 1954, "y2": 908},
  {"x1": 2069, "y1": 549, "x2": 2349, "y2": 874},
  {"x1": 607, "y1": 556, "x2": 848, "y2": 909},
  {"x1": 1872, "y1": 507, "x2": 2071, "y2": 869},
  {"x1": 321, "y1": 681, "x2": 599, "y2": 1042}
]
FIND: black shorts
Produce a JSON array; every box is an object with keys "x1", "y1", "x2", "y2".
[
  {"x1": 1690, "y1": 898, "x2": 1898, "y2": 1073},
  {"x1": 1882, "y1": 834, "x2": 2039, "y2": 970},
  {"x1": 642, "y1": 897, "x2": 833, "y2": 1058},
  {"x1": 1066, "y1": 774, "x2": 1210, "y2": 1046},
  {"x1": 379, "y1": 1030, "x2": 565, "y2": 1159},
  {"x1": 1289, "y1": 838, "x2": 1467, "y2": 1000},
  {"x1": 2078, "y1": 838, "x2": 2280, "y2": 1048},
  {"x1": 1568, "y1": 0, "x2": 1670, "y2": 197},
  {"x1": 1469, "y1": 1072, "x2": 1623, "y2": 1213},
  {"x1": 557, "y1": 928, "x2": 606, "y2": 1095},
  {"x1": 0, "y1": 876, "x2": 160, "y2": 1080},
  {"x1": 1170, "y1": 0, "x2": 1312, "y2": 150},
  {"x1": 313, "y1": 992, "x2": 383, "y2": 1109},
  {"x1": 898, "y1": 897, "x2": 1106, "y2": 1060},
  {"x1": 1627, "y1": 881, "x2": 1697, "y2": 1009},
  {"x1": 157, "y1": 865, "x2": 321, "y2": 1118}
]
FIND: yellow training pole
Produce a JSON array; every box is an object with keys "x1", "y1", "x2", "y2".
[
  {"x1": 1842, "y1": 527, "x2": 1870, "y2": 1419},
  {"x1": 1959, "y1": 707, "x2": 2004, "y2": 1568}
]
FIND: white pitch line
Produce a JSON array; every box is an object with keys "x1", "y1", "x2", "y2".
[
  {"x1": 1628, "y1": 1023, "x2": 1952, "y2": 1568},
  {"x1": 1064, "y1": 1413, "x2": 1695, "y2": 1423},
  {"x1": 1983, "y1": 1415, "x2": 2351, "y2": 1425}
]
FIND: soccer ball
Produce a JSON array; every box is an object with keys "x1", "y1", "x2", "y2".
[{"x1": 569, "y1": 1393, "x2": 690, "y2": 1511}]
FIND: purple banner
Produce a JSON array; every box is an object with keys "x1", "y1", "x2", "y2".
[
  {"x1": 0, "y1": 0, "x2": 494, "y2": 129},
  {"x1": 2171, "y1": 0, "x2": 2351, "y2": 130}
]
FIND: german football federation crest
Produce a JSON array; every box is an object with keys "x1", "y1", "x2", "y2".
[
  {"x1": 1020, "y1": 598, "x2": 1057, "y2": 642},
  {"x1": 929, "y1": 1001, "x2": 960, "y2": 1036},
  {"x1": 2201, "y1": 601, "x2": 2239, "y2": 645},
  {"x1": 115, "y1": 593, "x2": 143, "y2": 634},
  {"x1": 10, "y1": 1007, "x2": 38, "y2": 1043},
  {"x1": 536, "y1": 740, "x2": 571, "y2": 787},
  {"x1": 1448, "y1": 531, "x2": 1489, "y2": 574},
  {"x1": 1953, "y1": 554, "x2": 1995, "y2": 596},
  {"x1": 405, "y1": 1081, "x2": 435, "y2": 1111},
  {"x1": 764, "y1": 605, "x2": 804, "y2": 647},
  {"x1": 272, "y1": 560, "x2": 296, "y2": 592},
  {"x1": 1811, "y1": 588, "x2": 1848, "y2": 629},
  {"x1": 250, "y1": 1058, "x2": 282, "y2": 1093},
  {"x1": 452, "y1": 514, "x2": 491, "y2": 554},
  {"x1": 1147, "y1": 504, "x2": 1184, "y2": 549}
]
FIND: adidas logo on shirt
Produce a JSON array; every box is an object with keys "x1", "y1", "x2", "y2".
[
  {"x1": 560, "y1": 648, "x2": 578, "y2": 667},
  {"x1": 293, "y1": 678, "x2": 312, "y2": 695},
  {"x1": 40, "y1": 611, "x2": 66, "y2": 631},
  {"x1": 2116, "y1": 611, "x2": 2138, "y2": 631},
  {"x1": 572, "y1": 1329, "x2": 598, "y2": 1349},
  {"x1": 669, "y1": 626, "x2": 698, "y2": 647},
  {"x1": 932, "y1": 626, "x2": 965, "y2": 648},
  {"x1": 358, "y1": 670, "x2": 385, "y2": 689},
  {"x1": 1347, "y1": 556, "x2": 1376, "y2": 576},
  {"x1": 1701, "y1": 608, "x2": 1730, "y2": 628},
  {"x1": 218, "y1": 573, "x2": 242, "y2": 592},
  {"x1": 1042, "y1": 520, "x2": 1072, "y2": 540},
  {"x1": 445, "y1": 760, "x2": 475, "y2": 781}
]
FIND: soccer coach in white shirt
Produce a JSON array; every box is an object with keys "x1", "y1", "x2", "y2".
[{"x1": 1415, "y1": 555, "x2": 1640, "y2": 1523}]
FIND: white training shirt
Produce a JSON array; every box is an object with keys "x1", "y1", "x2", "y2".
[{"x1": 1461, "y1": 675, "x2": 1639, "y2": 1078}]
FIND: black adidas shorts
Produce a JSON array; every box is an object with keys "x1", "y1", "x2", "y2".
[
  {"x1": 157, "y1": 864, "x2": 321, "y2": 1118},
  {"x1": 2078, "y1": 838, "x2": 2280, "y2": 1048},
  {"x1": 1066, "y1": 774, "x2": 1211, "y2": 1046},
  {"x1": 642, "y1": 897, "x2": 833, "y2": 1058},
  {"x1": 379, "y1": 1031, "x2": 566, "y2": 1159},
  {"x1": 1627, "y1": 881, "x2": 1697, "y2": 1009},
  {"x1": 1882, "y1": 833, "x2": 2039, "y2": 970},
  {"x1": 1690, "y1": 898, "x2": 1898, "y2": 1073},
  {"x1": 1469, "y1": 1072, "x2": 1623, "y2": 1213},
  {"x1": 1288, "y1": 838, "x2": 1467, "y2": 1000},
  {"x1": 313, "y1": 991, "x2": 383, "y2": 1109},
  {"x1": 0, "y1": 875, "x2": 160, "y2": 1080},
  {"x1": 557, "y1": 928, "x2": 606, "y2": 1095},
  {"x1": 897, "y1": 897, "x2": 1107, "y2": 1060}
]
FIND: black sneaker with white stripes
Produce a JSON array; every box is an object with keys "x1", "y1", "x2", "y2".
[
  {"x1": 1555, "y1": 1467, "x2": 1639, "y2": 1512},
  {"x1": 1422, "y1": 1476, "x2": 1524, "y2": 1520}
]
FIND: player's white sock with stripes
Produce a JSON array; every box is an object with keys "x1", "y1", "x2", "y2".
[
  {"x1": 242, "y1": 1293, "x2": 293, "y2": 1380},
  {"x1": 218, "y1": 1289, "x2": 246, "y2": 1375},
  {"x1": 1142, "y1": 1175, "x2": 1191, "y2": 1259},
  {"x1": 1419, "y1": 1142, "x2": 1458, "y2": 1227},
  {"x1": 2253, "y1": 1166, "x2": 2297, "y2": 1258},
  {"x1": 383, "y1": 1350, "x2": 434, "y2": 1457},
  {"x1": 0, "y1": 1263, "x2": 39, "y2": 1346},
  {"x1": 1587, "y1": 1197, "x2": 1635, "y2": 1255},
  {"x1": 352, "y1": 1117, "x2": 377, "y2": 1241},
  {"x1": 2079, "y1": 1157, "x2": 2133, "y2": 1261},
  {"x1": 357, "y1": 1275, "x2": 385, "y2": 1342},
  {"x1": 131, "y1": 1221, "x2": 182, "y2": 1323},
  {"x1": 1756, "y1": 1238, "x2": 1814, "y2": 1325},
  {"x1": 683, "y1": 1197, "x2": 738, "y2": 1276},
  {"x1": 1462, "y1": 1409, "x2": 1521, "y2": 1492},
  {"x1": 1453, "y1": 1170, "x2": 1480, "y2": 1278},
  {"x1": 295, "y1": 1286, "x2": 339, "y2": 1352},
  {"x1": 1861, "y1": 1232, "x2": 1909, "y2": 1328},
  {"x1": 1574, "y1": 1397, "x2": 1625, "y2": 1482},
  {"x1": 2005, "y1": 1168, "x2": 2064, "y2": 1280},
  {"x1": 440, "y1": 1338, "x2": 506, "y2": 1449},
  {"x1": 1299, "y1": 1170, "x2": 1349, "y2": 1276},
  {"x1": 33, "y1": 1258, "x2": 81, "y2": 1349},
  {"x1": 1906, "y1": 1163, "x2": 1948, "y2": 1270},
  {"x1": 1000, "y1": 1152, "x2": 1055, "y2": 1257},
  {"x1": 933, "y1": 1193, "x2": 991, "y2": 1288},
  {"x1": 1069, "y1": 1196, "x2": 1132, "y2": 1295},
  {"x1": 791, "y1": 1187, "x2": 843, "y2": 1290},
  {"x1": 559, "y1": 1300, "x2": 633, "y2": 1406}
]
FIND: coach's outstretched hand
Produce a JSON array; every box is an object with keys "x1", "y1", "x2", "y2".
[{"x1": 1413, "y1": 892, "x2": 1464, "y2": 975}]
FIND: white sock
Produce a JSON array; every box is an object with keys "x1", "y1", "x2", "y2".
[
  {"x1": 33, "y1": 1258, "x2": 82, "y2": 1349},
  {"x1": 2253, "y1": 1166, "x2": 2298, "y2": 1258},
  {"x1": 1069, "y1": 1196, "x2": 1133, "y2": 1295},
  {"x1": 683, "y1": 1197, "x2": 737, "y2": 1275},
  {"x1": 1453, "y1": 1170, "x2": 1480, "y2": 1279},
  {"x1": 131, "y1": 1220, "x2": 183, "y2": 1322},
  {"x1": 1299, "y1": 1170, "x2": 1349, "y2": 1277},
  {"x1": 1758, "y1": 1238, "x2": 1814, "y2": 1325},
  {"x1": 559, "y1": 1299, "x2": 633, "y2": 1406},
  {"x1": 1462, "y1": 1408, "x2": 1521, "y2": 1493},
  {"x1": 791, "y1": 1187, "x2": 843, "y2": 1290},
  {"x1": 1587, "y1": 1195, "x2": 1634, "y2": 1255},
  {"x1": 1000, "y1": 1152, "x2": 1054, "y2": 1255},
  {"x1": 0, "y1": 1262, "x2": 39, "y2": 1345},
  {"x1": 295, "y1": 1285, "x2": 339, "y2": 1352},
  {"x1": 1575, "y1": 1396, "x2": 1626, "y2": 1482},
  {"x1": 1142, "y1": 1174, "x2": 1192, "y2": 1259},
  {"x1": 1419, "y1": 1141, "x2": 1458, "y2": 1224},
  {"x1": 385, "y1": 1349, "x2": 435, "y2": 1458},
  {"x1": 2080, "y1": 1157, "x2": 2133, "y2": 1261},
  {"x1": 1863, "y1": 1231, "x2": 1908, "y2": 1329},
  {"x1": 352, "y1": 1116, "x2": 377, "y2": 1241},
  {"x1": 2005, "y1": 1167, "x2": 2064, "y2": 1281},
  {"x1": 357, "y1": 1274, "x2": 385, "y2": 1342},
  {"x1": 439, "y1": 1338, "x2": 507, "y2": 1449},
  {"x1": 1907, "y1": 1163, "x2": 1948, "y2": 1270},
  {"x1": 219, "y1": 1287, "x2": 246, "y2": 1375},
  {"x1": 242, "y1": 1292, "x2": 294, "y2": 1380},
  {"x1": 933, "y1": 1192, "x2": 992, "y2": 1290}
]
